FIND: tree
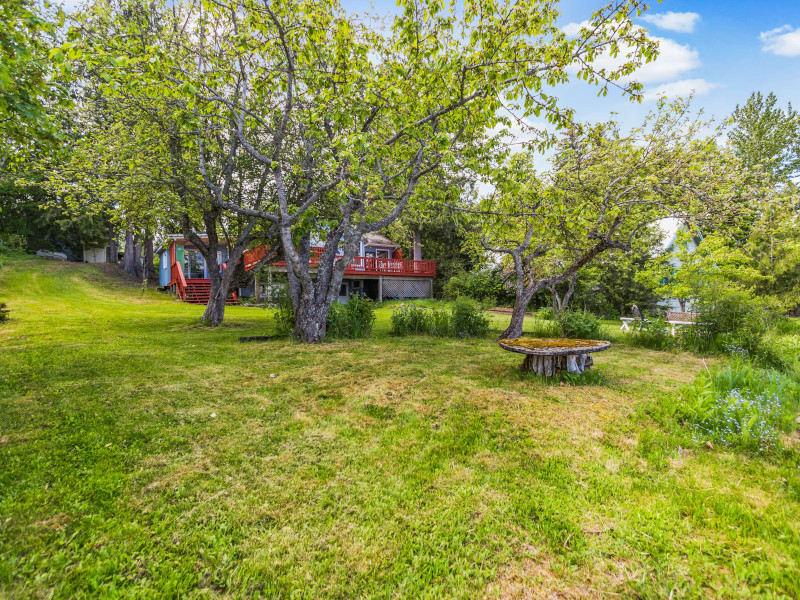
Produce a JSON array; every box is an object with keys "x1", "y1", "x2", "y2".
[
  {"x1": 0, "y1": 0, "x2": 68, "y2": 176},
  {"x1": 729, "y1": 92, "x2": 800, "y2": 184},
  {"x1": 64, "y1": 0, "x2": 659, "y2": 342},
  {"x1": 472, "y1": 100, "x2": 750, "y2": 339}
]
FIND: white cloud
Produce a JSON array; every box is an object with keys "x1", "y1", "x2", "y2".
[
  {"x1": 563, "y1": 22, "x2": 700, "y2": 84},
  {"x1": 642, "y1": 78, "x2": 719, "y2": 102},
  {"x1": 640, "y1": 12, "x2": 701, "y2": 34},
  {"x1": 760, "y1": 25, "x2": 800, "y2": 57}
]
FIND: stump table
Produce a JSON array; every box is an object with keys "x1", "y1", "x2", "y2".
[{"x1": 498, "y1": 338, "x2": 611, "y2": 376}]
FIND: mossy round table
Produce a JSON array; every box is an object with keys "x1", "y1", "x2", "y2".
[{"x1": 498, "y1": 338, "x2": 611, "y2": 376}]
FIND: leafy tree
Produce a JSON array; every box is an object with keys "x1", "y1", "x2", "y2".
[
  {"x1": 0, "y1": 0, "x2": 68, "y2": 175},
  {"x1": 63, "y1": 0, "x2": 658, "y2": 342},
  {"x1": 729, "y1": 92, "x2": 800, "y2": 184},
  {"x1": 472, "y1": 100, "x2": 751, "y2": 339},
  {"x1": 0, "y1": 180, "x2": 109, "y2": 258}
]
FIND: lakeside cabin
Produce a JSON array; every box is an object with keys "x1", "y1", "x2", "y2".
[{"x1": 158, "y1": 232, "x2": 436, "y2": 304}]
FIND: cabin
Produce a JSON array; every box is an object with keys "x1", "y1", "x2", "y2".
[{"x1": 158, "y1": 232, "x2": 436, "y2": 304}]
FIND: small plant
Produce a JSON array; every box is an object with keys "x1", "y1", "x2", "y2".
[
  {"x1": 557, "y1": 311, "x2": 602, "y2": 339},
  {"x1": 628, "y1": 317, "x2": 674, "y2": 350},
  {"x1": 0, "y1": 303, "x2": 9, "y2": 323},
  {"x1": 450, "y1": 297, "x2": 490, "y2": 338},
  {"x1": 678, "y1": 358, "x2": 800, "y2": 453}
]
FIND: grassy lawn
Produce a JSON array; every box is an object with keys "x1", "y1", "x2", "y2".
[{"x1": 1, "y1": 258, "x2": 799, "y2": 599}]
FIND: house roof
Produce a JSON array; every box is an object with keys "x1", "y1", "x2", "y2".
[{"x1": 363, "y1": 232, "x2": 399, "y2": 248}]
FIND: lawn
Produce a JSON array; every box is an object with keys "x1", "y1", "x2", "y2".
[{"x1": 1, "y1": 258, "x2": 799, "y2": 599}]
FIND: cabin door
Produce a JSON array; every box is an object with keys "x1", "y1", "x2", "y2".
[
  {"x1": 184, "y1": 250, "x2": 206, "y2": 279},
  {"x1": 337, "y1": 281, "x2": 349, "y2": 303}
]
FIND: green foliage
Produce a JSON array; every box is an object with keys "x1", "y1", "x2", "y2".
[
  {"x1": 274, "y1": 294, "x2": 376, "y2": 340},
  {"x1": 556, "y1": 311, "x2": 602, "y2": 339},
  {"x1": 450, "y1": 297, "x2": 491, "y2": 338},
  {"x1": 0, "y1": 0, "x2": 67, "y2": 172},
  {"x1": 677, "y1": 359, "x2": 800, "y2": 453},
  {"x1": 729, "y1": 91, "x2": 800, "y2": 183},
  {"x1": 391, "y1": 298, "x2": 488, "y2": 338},
  {"x1": 326, "y1": 293, "x2": 376, "y2": 339},
  {"x1": 0, "y1": 182, "x2": 109, "y2": 258},
  {"x1": 0, "y1": 302, "x2": 9, "y2": 323},
  {"x1": 533, "y1": 306, "x2": 554, "y2": 320},
  {"x1": 272, "y1": 296, "x2": 295, "y2": 337},
  {"x1": 628, "y1": 317, "x2": 673, "y2": 350},
  {"x1": 443, "y1": 269, "x2": 509, "y2": 305}
]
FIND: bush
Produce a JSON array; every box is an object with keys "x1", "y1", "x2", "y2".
[
  {"x1": 272, "y1": 296, "x2": 295, "y2": 337},
  {"x1": 533, "y1": 306, "x2": 555, "y2": 320},
  {"x1": 391, "y1": 299, "x2": 488, "y2": 338},
  {"x1": 443, "y1": 269, "x2": 508, "y2": 305},
  {"x1": 450, "y1": 297, "x2": 490, "y2": 338},
  {"x1": 0, "y1": 303, "x2": 9, "y2": 323},
  {"x1": 326, "y1": 293, "x2": 376, "y2": 339},
  {"x1": 556, "y1": 311, "x2": 603, "y2": 339},
  {"x1": 677, "y1": 359, "x2": 800, "y2": 453}
]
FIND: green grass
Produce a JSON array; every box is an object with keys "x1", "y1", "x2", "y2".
[{"x1": 1, "y1": 258, "x2": 799, "y2": 599}]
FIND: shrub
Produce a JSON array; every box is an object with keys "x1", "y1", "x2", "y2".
[
  {"x1": 450, "y1": 297, "x2": 490, "y2": 338},
  {"x1": 327, "y1": 293, "x2": 376, "y2": 339},
  {"x1": 391, "y1": 303, "x2": 431, "y2": 335},
  {"x1": 391, "y1": 299, "x2": 488, "y2": 338},
  {"x1": 533, "y1": 306, "x2": 555, "y2": 320},
  {"x1": 272, "y1": 296, "x2": 295, "y2": 337},
  {"x1": 677, "y1": 359, "x2": 800, "y2": 453},
  {"x1": 443, "y1": 269, "x2": 508, "y2": 305},
  {"x1": 557, "y1": 311, "x2": 602, "y2": 339},
  {"x1": 0, "y1": 303, "x2": 9, "y2": 323}
]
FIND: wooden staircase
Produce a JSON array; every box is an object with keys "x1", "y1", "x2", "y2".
[{"x1": 183, "y1": 279, "x2": 238, "y2": 305}]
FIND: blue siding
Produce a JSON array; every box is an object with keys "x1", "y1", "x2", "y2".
[{"x1": 159, "y1": 249, "x2": 171, "y2": 286}]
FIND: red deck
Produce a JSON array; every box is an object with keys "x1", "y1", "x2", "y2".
[{"x1": 244, "y1": 246, "x2": 436, "y2": 277}]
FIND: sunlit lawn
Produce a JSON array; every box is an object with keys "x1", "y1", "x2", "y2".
[{"x1": 1, "y1": 258, "x2": 798, "y2": 599}]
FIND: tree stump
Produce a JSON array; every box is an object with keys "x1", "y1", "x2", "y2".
[{"x1": 499, "y1": 338, "x2": 611, "y2": 376}]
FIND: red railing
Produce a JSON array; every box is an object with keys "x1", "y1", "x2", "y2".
[
  {"x1": 244, "y1": 245, "x2": 435, "y2": 277},
  {"x1": 168, "y1": 242, "x2": 187, "y2": 300}
]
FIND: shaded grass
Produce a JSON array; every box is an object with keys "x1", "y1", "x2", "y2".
[{"x1": 0, "y1": 258, "x2": 798, "y2": 599}]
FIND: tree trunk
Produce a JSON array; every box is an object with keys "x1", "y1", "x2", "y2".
[
  {"x1": 293, "y1": 298, "x2": 331, "y2": 343},
  {"x1": 108, "y1": 223, "x2": 118, "y2": 263},
  {"x1": 560, "y1": 273, "x2": 578, "y2": 313},
  {"x1": 132, "y1": 237, "x2": 143, "y2": 278},
  {"x1": 501, "y1": 292, "x2": 533, "y2": 339},
  {"x1": 121, "y1": 229, "x2": 138, "y2": 276},
  {"x1": 143, "y1": 234, "x2": 156, "y2": 281}
]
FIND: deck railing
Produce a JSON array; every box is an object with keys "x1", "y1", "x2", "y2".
[
  {"x1": 169, "y1": 244, "x2": 188, "y2": 300},
  {"x1": 243, "y1": 246, "x2": 435, "y2": 277}
]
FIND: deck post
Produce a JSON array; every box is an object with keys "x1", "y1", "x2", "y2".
[{"x1": 378, "y1": 276, "x2": 383, "y2": 301}]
